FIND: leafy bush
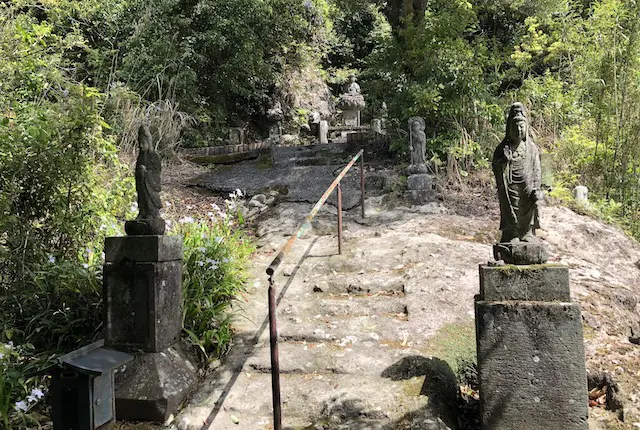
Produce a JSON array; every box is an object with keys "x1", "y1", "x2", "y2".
[{"x1": 176, "y1": 195, "x2": 255, "y2": 361}]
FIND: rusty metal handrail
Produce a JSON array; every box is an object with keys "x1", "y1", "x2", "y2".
[
  {"x1": 266, "y1": 149, "x2": 365, "y2": 276},
  {"x1": 265, "y1": 149, "x2": 365, "y2": 430}
]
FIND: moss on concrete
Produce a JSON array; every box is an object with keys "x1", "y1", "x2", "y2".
[{"x1": 425, "y1": 320, "x2": 476, "y2": 374}]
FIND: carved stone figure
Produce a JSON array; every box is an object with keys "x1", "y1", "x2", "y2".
[
  {"x1": 408, "y1": 117, "x2": 428, "y2": 175},
  {"x1": 492, "y1": 103, "x2": 542, "y2": 243},
  {"x1": 125, "y1": 124, "x2": 165, "y2": 236},
  {"x1": 266, "y1": 99, "x2": 284, "y2": 142},
  {"x1": 338, "y1": 76, "x2": 365, "y2": 126}
]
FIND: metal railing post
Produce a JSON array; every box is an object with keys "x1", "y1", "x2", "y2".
[
  {"x1": 337, "y1": 183, "x2": 343, "y2": 255},
  {"x1": 268, "y1": 276, "x2": 282, "y2": 430},
  {"x1": 360, "y1": 154, "x2": 365, "y2": 219}
]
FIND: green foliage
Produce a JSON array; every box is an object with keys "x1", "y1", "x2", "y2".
[{"x1": 177, "y1": 197, "x2": 255, "y2": 361}]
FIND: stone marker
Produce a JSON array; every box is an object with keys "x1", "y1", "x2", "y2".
[
  {"x1": 492, "y1": 103, "x2": 547, "y2": 264},
  {"x1": 104, "y1": 129, "x2": 196, "y2": 421},
  {"x1": 319, "y1": 120, "x2": 329, "y2": 144},
  {"x1": 337, "y1": 75, "x2": 365, "y2": 127},
  {"x1": 574, "y1": 185, "x2": 588, "y2": 202},
  {"x1": 229, "y1": 127, "x2": 244, "y2": 145},
  {"x1": 406, "y1": 116, "x2": 433, "y2": 204},
  {"x1": 372, "y1": 118, "x2": 383, "y2": 134},
  {"x1": 476, "y1": 103, "x2": 589, "y2": 430}
]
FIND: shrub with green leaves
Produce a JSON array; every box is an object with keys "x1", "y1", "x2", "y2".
[{"x1": 176, "y1": 199, "x2": 255, "y2": 361}]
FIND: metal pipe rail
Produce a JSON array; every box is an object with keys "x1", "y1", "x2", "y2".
[{"x1": 265, "y1": 149, "x2": 365, "y2": 430}]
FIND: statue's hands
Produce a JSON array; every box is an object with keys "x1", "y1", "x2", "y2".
[{"x1": 532, "y1": 189, "x2": 544, "y2": 204}]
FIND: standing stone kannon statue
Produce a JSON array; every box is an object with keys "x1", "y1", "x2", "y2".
[
  {"x1": 408, "y1": 117, "x2": 428, "y2": 175},
  {"x1": 125, "y1": 124, "x2": 165, "y2": 236},
  {"x1": 492, "y1": 103, "x2": 548, "y2": 264}
]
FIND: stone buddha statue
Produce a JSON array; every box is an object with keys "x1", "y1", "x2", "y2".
[
  {"x1": 492, "y1": 103, "x2": 547, "y2": 264},
  {"x1": 125, "y1": 124, "x2": 165, "y2": 236}
]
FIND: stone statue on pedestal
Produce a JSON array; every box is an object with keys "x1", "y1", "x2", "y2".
[
  {"x1": 337, "y1": 75, "x2": 365, "y2": 126},
  {"x1": 125, "y1": 124, "x2": 165, "y2": 236},
  {"x1": 408, "y1": 116, "x2": 428, "y2": 175},
  {"x1": 492, "y1": 103, "x2": 547, "y2": 264},
  {"x1": 266, "y1": 98, "x2": 284, "y2": 142}
]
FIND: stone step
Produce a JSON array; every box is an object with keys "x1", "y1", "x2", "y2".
[
  {"x1": 274, "y1": 312, "x2": 416, "y2": 346},
  {"x1": 279, "y1": 295, "x2": 407, "y2": 319},
  {"x1": 202, "y1": 372, "x2": 439, "y2": 430},
  {"x1": 245, "y1": 340, "x2": 426, "y2": 375},
  {"x1": 304, "y1": 274, "x2": 407, "y2": 295}
]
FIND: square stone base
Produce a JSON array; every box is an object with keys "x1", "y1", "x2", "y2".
[
  {"x1": 103, "y1": 235, "x2": 183, "y2": 353},
  {"x1": 115, "y1": 345, "x2": 197, "y2": 422},
  {"x1": 475, "y1": 300, "x2": 588, "y2": 430}
]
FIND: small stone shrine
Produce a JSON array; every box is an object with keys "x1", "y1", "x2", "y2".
[
  {"x1": 406, "y1": 116, "x2": 433, "y2": 204},
  {"x1": 104, "y1": 123, "x2": 196, "y2": 422},
  {"x1": 337, "y1": 75, "x2": 365, "y2": 126},
  {"x1": 475, "y1": 103, "x2": 588, "y2": 430}
]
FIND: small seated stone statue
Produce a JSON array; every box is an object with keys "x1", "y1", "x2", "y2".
[
  {"x1": 337, "y1": 75, "x2": 366, "y2": 111},
  {"x1": 125, "y1": 124, "x2": 166, "y2": 236},
  {"x1": 492, "y1": 103, "x2": 548, "y2": 264}
]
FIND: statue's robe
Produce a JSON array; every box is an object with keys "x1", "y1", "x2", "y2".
[
  {"x1": 492, "y1": 138, "x2": 541, "y2": 241},
  {"x1": 135, "y1": 149, "x2": 162, "y2": 218}
]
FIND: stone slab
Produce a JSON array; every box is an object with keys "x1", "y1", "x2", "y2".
[
  {"x1": 475, "y1": 300, "x2": 588, "y2": 430},
  {"x1": 479, "y1": 265, "x2": 570, "y2": 302},
  {"x1": 104, "y1": 260, "x2": 182, "y2": 352},
  {"x1": 105, "y1": 235, "x2": 182, "y2": 263},
  {"x1": 115, "y1": 345, "x2": 197, "y2": 422}
]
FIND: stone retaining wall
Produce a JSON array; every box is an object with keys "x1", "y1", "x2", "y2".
[{"x1": 179, "y1": 140, "x2": 272, "y2": 157}]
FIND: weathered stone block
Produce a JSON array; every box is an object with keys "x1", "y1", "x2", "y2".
[
  {"x1": 319, "y1": 120, "x2": 329, "y2": 144},
  {"x1": 479, "y1": 264, "x2": 570, "y2": 302},
  {"x1": 343, "y1": 110, "x2": 360, "y2": 126},
  {"x1": 114, "y1": 345, "x2": 197, "y2": 422},
  {"x1": 104, "y1": 260, "x2": 182, "y2": 353},
  {"x1": 475, "y1": 300, "x2": 588, "y2": 430},
  {"x1": 105, "y1": 235, "x2": 182, "y2": 263}
]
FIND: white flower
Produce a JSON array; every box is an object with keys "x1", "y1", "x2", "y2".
[
  {"x1": 100, "y1": 252, "x2": 105, "y2": 260},
  {"x1": 197, "y1": 247, "x2": 206, "y2": 253},
  {"x1": 179, "y1": 216, "x2": 194, "y2": 224},
  {"x1": 197, "y1": 261, "x2": 205, "y2": 267},
  {"x1": 187, "y1": 205, "x2": 193, "y2": 209},
  {"x1": 31, "y1": 388, "x2": 44, "y2": 399},
  {"x1": 7, "y1": 341, "x2": 13, "y2": 349},
  {"x1": 0, "y1": 352, "x2": 4, "y2": 359},
  {"x1": 207, "y1": 211, "x2": 215, "y2": 218},
  {"x1": 27, "y1": 394, "x2": 37, "y2": 403},
  {"x1": 215, "y1": 237, "x2": 223, "y2": 244},
  {"x1": 82, "y1": 263, "x2": 89, "y2": 269},
  {"x1": 48, "y1": 255, "x2": 56, "y2": 264},
  {"x1": 166, "y1": 220, "x2": 172, "y2": 227},
  {"x1": 165, "y1": 201, "x2": 172, "y2": 207},
  {"x1": 236, "y1": 188, "x2": 243, "y2": 197},
  {"x1": 15, "y1": 401, "x2": 28, "y2": 412},
  {"x1": 130, "y1": 202, "x2": 138, "y2": 212}
]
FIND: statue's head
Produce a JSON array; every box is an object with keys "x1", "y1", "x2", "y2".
[
  {"x1": 349, "y1": 75, "x2": 357, "y2": 83},
  {"x1": 506, "y1": 102, "x2": 528, "y2": 143},
  {"x1": 138, "y1": 123, "x2": 152, "y2": 151},
  {"x1": 409, "y1": 117, "x2": 425, "y2": 133}
]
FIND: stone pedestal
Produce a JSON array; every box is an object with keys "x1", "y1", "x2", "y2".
[
  {"x1": 406, "y1": 173, "x2": 434, "y2": 205},
  {"x1": 103, "y1": 235, "x2": 196, "y2": 422},
  {"x1": 493, "y1": 241, "x2": 549, "y2": 265},
  {"x1": 229, "y1": 127, "x2": 244, "y2": 145},
  {"x1": 475, "y1": 265, "x2": 588, "y2": 430}
]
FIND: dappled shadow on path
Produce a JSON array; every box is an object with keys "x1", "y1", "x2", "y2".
[{"x1": 199, "y1": 238, "x2": 319, "y2": 429}]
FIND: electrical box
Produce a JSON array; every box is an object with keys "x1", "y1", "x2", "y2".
[{"x1": 51, "y1": 340, "x2": 132, "y2": 430}]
